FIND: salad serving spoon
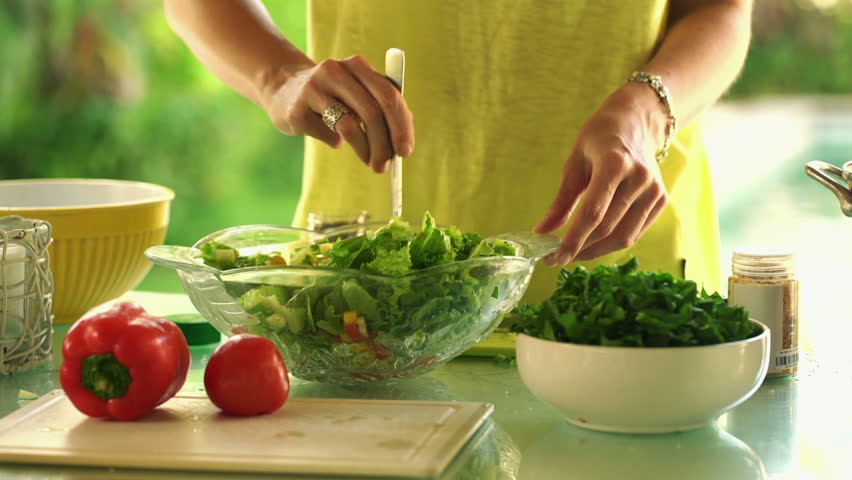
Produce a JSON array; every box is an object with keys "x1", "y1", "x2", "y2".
[{"x1": 385, "y1": 48, "x2": 405, "y2": 220}]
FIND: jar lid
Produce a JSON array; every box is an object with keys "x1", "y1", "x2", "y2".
[
  {"x1": 732, "y1": 246, "x2": 794, "y2": 259},
  {"x1": 732, "y1": 246, "x2": 795, "y2": 277}
]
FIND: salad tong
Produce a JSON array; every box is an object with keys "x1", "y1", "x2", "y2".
[{"x1": 385, "y1": 48, "x2": 405, "y2": 220}]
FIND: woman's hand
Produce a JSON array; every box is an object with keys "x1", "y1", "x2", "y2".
[
  {"x1": 260, "y1": 55, "x2": 415, "y2": 173},
  {"x1": 535, "y1": 82, "x2": 670, "y2": 266}
]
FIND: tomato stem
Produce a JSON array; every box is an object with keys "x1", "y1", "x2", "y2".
[{"x1": 81, "y1": 354, "x2": 132, "y2": 400}]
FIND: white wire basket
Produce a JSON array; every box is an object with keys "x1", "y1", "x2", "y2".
[{"x1": 0, "y1": 216, "x2": 54, "y2": 375}]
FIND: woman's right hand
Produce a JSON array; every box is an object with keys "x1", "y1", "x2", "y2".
[{"x1": 259, "y1": 55, "x2": 415, "y2": 173}]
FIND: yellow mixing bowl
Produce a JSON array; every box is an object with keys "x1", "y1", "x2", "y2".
[{"x1": 0, "y1": 179, "x2": 174, "y2": 324}]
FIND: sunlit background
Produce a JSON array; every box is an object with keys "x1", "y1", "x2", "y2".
[
  {"x1": 2, "y1": 1, "x2": 852, "y2": 477},
  {"x1": 1, "y1": 0, "x2": 850, "y2": 315}
]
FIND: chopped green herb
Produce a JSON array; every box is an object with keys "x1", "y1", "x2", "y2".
[{"x1": 512, "y1": 258, "x2": 760, "y2": 347}]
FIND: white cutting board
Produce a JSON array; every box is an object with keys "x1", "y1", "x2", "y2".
[{"x1": 0, "y1": 390, "x2": 493, "y2": 478}]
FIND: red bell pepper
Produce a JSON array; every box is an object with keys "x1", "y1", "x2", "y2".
[
  {"x1": 342, "y1": 311, "x2": 368, "y2": 342},
  {"x1": 60, "y1": 301, "x2": 191, "y2": 421}
]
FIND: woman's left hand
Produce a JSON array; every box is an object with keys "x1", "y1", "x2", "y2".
[{"x1": 534, "y1": 82, "x2": 670, "y2": 266}]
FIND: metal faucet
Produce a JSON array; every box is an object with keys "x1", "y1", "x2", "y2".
[{"x1": 805, "y1": 160, "x2": 852, "y2": 217}]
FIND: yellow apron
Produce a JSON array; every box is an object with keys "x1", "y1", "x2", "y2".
[{"x1": 295, "y1": 0, "x2": 721, "y2": 302}]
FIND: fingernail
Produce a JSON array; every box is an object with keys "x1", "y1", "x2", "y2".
[
  {"x1": 401, "y1": 142, "x2": 413, "y2": 157},
  {"x1": 543, "y1": 253, "x2": 556, "y2": 267},
  {"x1": 557, "y1": 251, "x2": 573, "y2": 265}
]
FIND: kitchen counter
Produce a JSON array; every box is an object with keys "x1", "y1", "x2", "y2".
[{"x1": 1, "y1": 291, "x2": 850, "y2": 480}]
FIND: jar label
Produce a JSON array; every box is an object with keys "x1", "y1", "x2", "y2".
[
  {"x1": 775, "y1": 348, "x2": 799, "y2": 370},
  {"x1": 728, "y1": 280, "x2": 799, "y2": 376}
]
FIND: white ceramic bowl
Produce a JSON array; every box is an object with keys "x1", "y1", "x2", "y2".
[{"x1": 516, "y1": 320, "x2": 769, "y2": 434}]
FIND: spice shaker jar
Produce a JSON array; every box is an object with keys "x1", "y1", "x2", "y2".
[{"x1": 727, "y1": 247, "x2": 799, "y2": 377}]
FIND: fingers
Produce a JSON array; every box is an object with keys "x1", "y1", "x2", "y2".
[
  {"x1": 268, "y1": 56, "x2": 414, "y2": 173},
  {"x1": 342, "y1": 56, "x2": 415, "y2": 159},
  {"x1": 294, "y1": 106, "x2": 343, "y2": 149},
  {"x1": 534, "y1": 151, "x2": 588, "y2": 234},
  {"x1": 538, "y1": 86, "x2": 672, "y2": 266},
  {"x1": 312, "y1": 60, "x2": 392, "y2": 171},
  {"x1": 637, "y1": 189, "x2": 669, "y2": 238},
  {"x1": 582, "y1": 167, "x2": 652, "y2": 247},
  {"x1": 573, "y1": 184, "x2": 668, "y2": 262},
  {"x1": 332, "y1": 107, "x2": 372, "y2": 167},
  {"x1": 309, "y1": 94, "x2": 371, "y2": 166},
  {"x1": 546, "y1": 155, "x2": 624, "y2": 265}
]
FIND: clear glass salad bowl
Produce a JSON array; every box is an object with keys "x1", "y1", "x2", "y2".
[{"x1": 145, "y1": 224, "x2": 558, "y2": 384}]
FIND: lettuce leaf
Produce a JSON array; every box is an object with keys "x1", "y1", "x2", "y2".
[{"x1": 211, "y1": 212, "x2": 522, "y2": 374}]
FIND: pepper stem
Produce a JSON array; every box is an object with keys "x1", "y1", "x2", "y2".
[{"x1": 81, "y1": 354, "x2": 132, "y2": 400}]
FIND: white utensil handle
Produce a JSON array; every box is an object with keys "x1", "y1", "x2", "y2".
[
  {"x1": 386, "y1": 48, "x2": 405, "y2": 219},
  {"x1": 385, "y1": 48, "x2": 405, "y2": 94}
]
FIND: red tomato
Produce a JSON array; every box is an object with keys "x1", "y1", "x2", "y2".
[
  {"x1": 344, "y1": 323, "x2": 365, "y2": 342},
  {"x1": 204, "y1": 334, "x2": 290, "y2": 416}
]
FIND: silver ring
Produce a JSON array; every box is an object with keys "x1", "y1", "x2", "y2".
[{"x1": 322, "y1": 102, "x2": 351, "y2": 131}]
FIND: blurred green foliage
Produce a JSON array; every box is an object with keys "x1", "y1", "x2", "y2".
[
  {"x1": 0, "y1": 1, "x2": 307, "y2": 291},
  {"x1": 0, "y1": 0, "x2": 307, "y2": 237},
  {"x1": 1, "y1": 0, "x2": 851, "y2": 293},
  {"x1": 727, "y1": 0, "x2": 852, "y2": 98}
]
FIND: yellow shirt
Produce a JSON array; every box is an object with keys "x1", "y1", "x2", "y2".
[{"x1": 295, "y1": 0, "x2": 721, "y2": 301}]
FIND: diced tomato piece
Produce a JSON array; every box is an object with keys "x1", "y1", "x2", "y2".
[
  {"x1": 373, "y1": 343, "x2": 393, "y2": 360},
  {"x1": 345, "y1": 323, "x2": 365, "y2": 342}
]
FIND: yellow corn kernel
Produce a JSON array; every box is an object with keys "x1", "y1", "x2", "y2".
[{"x1": 343, "y1": 311, "x2": 359, "y2": 325}]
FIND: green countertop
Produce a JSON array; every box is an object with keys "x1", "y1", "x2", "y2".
[{"x1": 1, "y1": 291, "x2": 850, "y2": 479}]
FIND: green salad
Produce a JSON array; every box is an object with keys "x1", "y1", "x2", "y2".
[
  {"x1": 199, "y1": 212, "x2": 522, "y2": 381},
  {"x1": 512, "y1": 258, "x2": 760, "y2": 347}
]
